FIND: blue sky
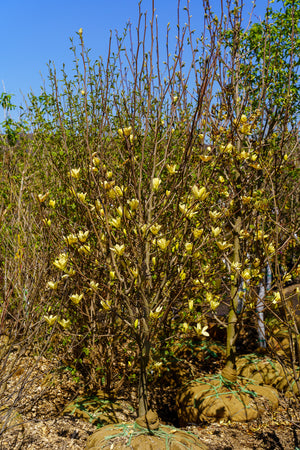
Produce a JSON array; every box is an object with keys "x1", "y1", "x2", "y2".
[{"x1": 1, "y1": 0, "x2": 275, "y2": 122}]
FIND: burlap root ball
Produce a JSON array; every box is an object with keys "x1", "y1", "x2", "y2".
[
  {"x1": 176, "y1": 368, "x2": 279, "y2": 426},
  {"x1": 237, "y1": 355, "x2": 300, "y2": 395},
  {"x1": 86, "y1": 410, "x2": 208, "y2": 450}
]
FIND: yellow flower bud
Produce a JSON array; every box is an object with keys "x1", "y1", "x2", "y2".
[{"x1": 152, "y1": 178, "x2": 162, "y2": 191}]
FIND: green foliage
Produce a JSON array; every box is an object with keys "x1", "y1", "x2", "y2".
[{"x1": 240, "y1": 0, "x2": 300, "y2": 126}]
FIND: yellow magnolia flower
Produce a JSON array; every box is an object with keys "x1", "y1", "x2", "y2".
[
  {"x1": 152, "y1": 178, "x2": 162, "y2": 191},
  {"x1": 47, "y1": 281, "x2": 58, "y2": 290},
  {"x1": 118, "y1": 126, "x2": 132, "y2": 137},
  {"x1": 188, "y1": 299, "x2": 193, "y2": 310},
  {"x1": 62, "y1": 268, "x2": 76, "y2": 278},
  {"x1": 240, "y1": 114, "x2": 247, "y2": 123},
  {"x1": 140, "y1": 224, "x2": 147, "y2": 235},
  {"x1": 179, "y1": 203, "x2": 198, "y2": 219},
  {"x1": 49, "y1": 199, "x2": 56, "y2": 208},
  {"x1": 152, "y1": 256, "x2": 156, "y2": 266},
  {"x1": 166, "y1": 164, "x2": 177, "y2": 174},
  {"x1": 239, "y1": 229, "x2": 250, "y2": 239},
  {"x1": 185, "y1": 242, "x2": 193, "y2": 253},
  {"x1": 267, "y1": 243, "x2": 275, "y2": 254},
  {"x1": 127, "y1": 198, "x2": 139, "y2": 210},
  {"x1": 103, "y1": 180, "x2": 114, "y2": 190},
  {"x1": 166, "y1": 190, "x2": 171, "y2": 197},
  {"x1": 70, "y1": 168, "x2": 81, "y2": 179},
  {"x1": 241, "y1": 269, "x2": 251, "y2": 281},
  {"x1": 231, "y1": 262, "x2": 242, "y2": 271},
  {"x1": 181, "y1": 322, "x2": 189, "y2": 333},
  {"x1": 240, "y1": 124, "x2": 252, "y2": 135},
  {"x1": 78, "y1": 28, "x2": 83, "y2": 35},
  {"x1": 193, "y1": 228, "x2": 204, "y2": 239},
  {"x1": 109, "y1": 217, "x2": 122, "y2": 229},
  {"x1": 255, "y1": 230, "x2": 269, "y2": 240},
  {"x1": 224, "y1": 142, "x2": 234, "y2": 153},
  {"x1": 210, "y1": 299, "x2": 220, "y2": 311},
  {"x1": 272, "y1": 292, "x2": 281, "y2": 304},
  {"x1": 77, "y1": 192, "x2": 87, "y2": 203},
  {"x1": 64, "y1": 234, "x2": 78, "y2": 245},
  {"x1": 134, "y1": 319, "x2": 139, "y2": 329},
  {"x1": 206, "y1": 292, "x2": 213, "y2": 302},
  {"x1": 101, "y1": 300, "x2": 112, "y2": 310},
  {"x1": 249, "y1": 162, "x2": 261, "y2": 170},
  {"x1": 78, "y1": 230, "x2": 89, "y2": 242},
  {"x1": 150, "y1": 306, "x2": 163, "y2": 319},
  {"x1": 89, "y1": 281, "x2": 99, "y2": 291},
  {"x1": 179, "y1": 270, "x2": 186, "y2": 281},
  {"x1": 219, "y1": 176, "x2": 225, "y2": 183},
  {"x1": 157, "y1": 238, "x2": 169, "y2": 251},
  {"x1": 78, "y1": 245, "x2": 91, "y2": 255},
  {"x1": 199, "y1": 155, "x2": 212, "y2": 162},
  {"x1": 109, "y1": 271, "x2": 115, "y2": 281},
  {"x1": 110, "y1": 244, "x2": 125, "y2": 256},
  {"x1": 150, "y1": 224, "x2": 162, "y2": 235},
  {"x1": 58, "y1": 318, "x2": 71, "y2": 329},
  {"x1": 194, "y1": 323, "x2": 209, "y2": 337},
  {"x1": 53, "y1": 254, "x2": 68, "y2": 271},
  {"x1": 130, "y1": 267, "x2": 138, "y2": 278},
  {"x1": 209, "y1": 210, "x2": 222, "y2": 220},
  {"x1": 42, "y1": 218, "x2": 51, "y2": 226},
  {"x1": 216, "y1": 240, "x2": 232, "y2": 251},
  {"x1": 239, "y1": 151, "x2": 250, "y2": 160},
  {"x1": 283, "y1": 273, "x2": 292, "y2": 283},
  {"x1": 44, "y1": 315, "x2": 57, "y2": 326},
  {"x1": 110, "y1": 185, "x2": 124, "y2": 198},
  {"x1": 198, "y1": 133, "x2": 204, "y2": 141},
  {"x1": 117, "y1": 206, "x2": 131, "y2": 219},
  {"x1": 211, "y1": 226, "x2": 221, "y2": 237},
  {"x1": 173, "y1": 95, "x2": 178, "y2": 103},
  {"x1": 191, "y1": 185, "x2": 207, "y2": 201},
  {"x1": 38, "y1": 192, "x2": 50, "y2": 203},
  {"x1": 91, "y1": 156, "x2": 100, "y2": 166},
  {"x1": 241, "y1": 196, "x2": 252, "y2": 204},
  {"x1": 70, "y1": 293, "x2": 84, "y2": 305}
]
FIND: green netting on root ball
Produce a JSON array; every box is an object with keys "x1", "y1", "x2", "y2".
[
  {"x1": 236, "y1": 355, "x2": 300, "y2": 395},
  {"x1": 176, "y1": 370, "x2": 279, "y2": 425},
  {"x1": 85, "y1": 413, "x2": 209, "y2": 449}
]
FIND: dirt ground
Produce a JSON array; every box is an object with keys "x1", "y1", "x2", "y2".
[{"x1": 1, "y1": 343, "x2": 300, "y2": 449}]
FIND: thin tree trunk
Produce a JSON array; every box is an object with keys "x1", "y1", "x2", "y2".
[
  {"x1": 137, "y1": 333, "x2": 150, "y2": 418},
  {"x1": 225, "y1": 216, "x2": 241, "y2": 371}
]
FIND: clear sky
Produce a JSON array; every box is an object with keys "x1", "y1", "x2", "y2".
[{"x1": 1, "y1": 0, "x2": 275, "y2": 122}]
